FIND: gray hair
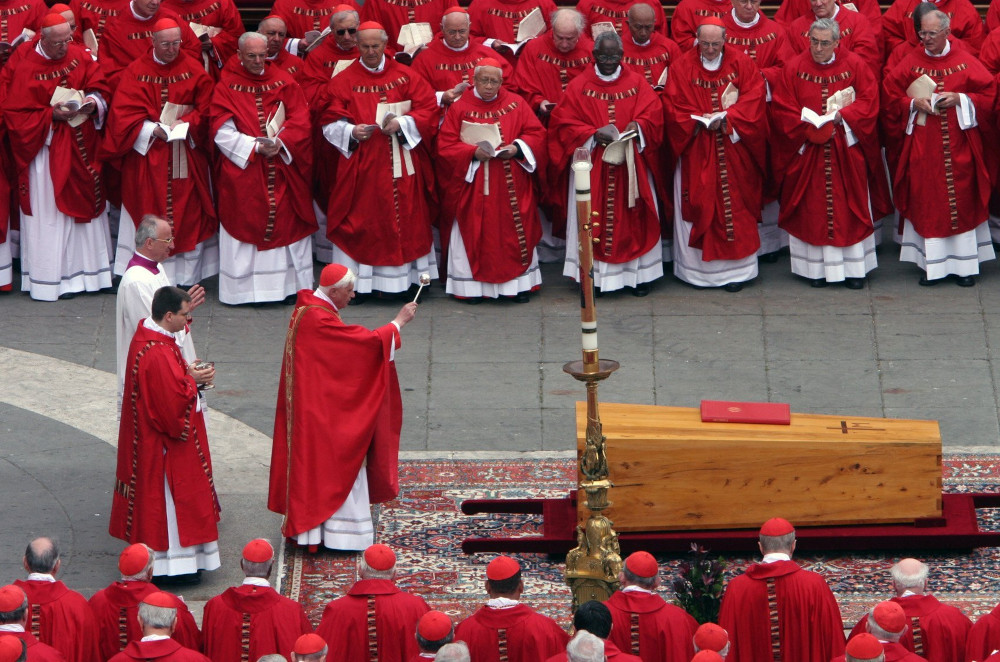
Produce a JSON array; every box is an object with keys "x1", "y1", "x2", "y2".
[
  {"x1": 434, "y1": 642, "x2": 470, "y2": 662},
  {"x1": 473, "y1": 63, "x2": 503, "y2": 78},
  {"x1": 294, "y1": 646, "x2": 327, "y2": 662},
  {"x1": 359, "y1": 26, "x2": 389, "y2": 43},
  {"x1": 594, "y1": 29, "x2": 623, "y2": 51},
  {"x1": 135, "y1": 215, "x2": 164, "y2": 247},
  {"x1": 238, "y1": 31, "x2": 267, "y2": 50},
  {"x1": 440, "y1": 11, "x2": 470, "y2": 30},
  {"x1": 622, "y1": 566, "x2": 656, "y2": 589},
  {"x1": 930, "y1": 9, "x2": 951, "y2": 31},
  {"x1": 242, "y1": 559, "x2": 273, "y2": 579},
  {"x1": 846, "y1": 653, "x2": 885, "y2": 662},
  {"x1": 121, "y1": 543, "x2": 155, "y2": 581},
  {"x1": 696, "y1": 23, "x2": 727, "y2": 41},
  {"x1": 551, "y1": 8, "x2": 585, "y2": 35},
  {"x1": 331, "y1": 8, "x2": 359, "y2": 25},
  {"x1": 359, "y1": 556, "x2": 394, "y2": 580},
  {"x1": 566, "y1": 631, "x2": 604, "y2": 662},
  {"x1": 891, "y1": 560, "x2": 928, "y2": 591},
  {"x1": 137, "y1": 602, "x2": 177, "y2": 630},
  {"x1": 759, "y1": 531, "x2": 795, "y2": 554},
  {"x1": 810, "y1": 17, "x2": 841, "y2": 40},
  {"x1": 328, "y1": 268, "x2": 357, "y2": 290},
  {"x1": 24, "y1": 538, "x2": 59, "y2": 574},
  {"x1": 257, "y1": 655, "x2": 286, "y2": 662}
]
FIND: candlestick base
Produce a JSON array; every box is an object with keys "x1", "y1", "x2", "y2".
[{"x1": 563, "y1": 359, "x2": 619, "y2": 382}]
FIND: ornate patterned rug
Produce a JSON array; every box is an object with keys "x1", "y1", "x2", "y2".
[{"x1": 280, "y1": 455, "x2": 1000, "y2": 630}]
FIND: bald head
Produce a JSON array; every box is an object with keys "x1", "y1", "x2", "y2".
[
  {"x1": 24, "y1": 538, "x2": 59, "y2": 575},
  {"x1": 891, "y1": 558, "x2": 928, "y2": 596},
  {"x1": 626, "y1": 3, "x2": 656, "y2": 44},
  {"x1": 441, "y1": 11, "x2": 470, "y2": 49},
  {"x1": 258, "y1": 17, "x2": 287, "y2": 56}
]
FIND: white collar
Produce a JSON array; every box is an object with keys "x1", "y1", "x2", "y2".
[
  {"x1": 817, "y1": 52, "x2": 836, "y2": 64},
  {"x1": 360, "y1": 55, "x2": 386, "y2": 73},
  {"x1": 0, "y1": 625, "x2": 24, "y2": 633},
  {"x1": 26, "y1": 573, "x2": 55, "y2": 582},
  {"x1": 142, "y1": 317, "x2": 176, "y2": 339},
  {"x1": 242, "y1": 577, "x2": 270, "y2": 587},
  {"x1": 631, "y1": 35, "x2": 650, "y2": 47},
  {"x1": 731, "y1": 8, "x2": 760, "y2": 27},
  {"x1": 486, "y1": 597, "x2": 519, "y2": 609},
  {"x1": 473, "y1": 87, "x2": 498, "y2": 102},
  {"x1": 443, "y1": 39, "x2": 469, "y2": 52},
  {"x1": 700, "y1": 52, "x2": 723, "y2": 70},
  {"x1": 130, "y1": 2, "x2": 154, "y2": 21},
  {"x1": 594, "y1": 64, "x2": 622, "y2": 81},
  {"x1": 313, "y1": 288, "x2": 338, "y2": 311},
  {"x1": 925, "y1": 40, "x2": 951, "y2": 57},
  {"x1": 621, "y1": 585, "x2": 654, "y2": 594},
  {"x1": 761, "y1": 552, "x2": 791, "y2": 563},
  {"x1": 140, "y1": 635, "x2": 171, "y2": 642}
]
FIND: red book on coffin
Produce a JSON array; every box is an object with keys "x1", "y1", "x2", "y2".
[{"x1": 700, "y1": 400, "x2": 791, "y2": 425}]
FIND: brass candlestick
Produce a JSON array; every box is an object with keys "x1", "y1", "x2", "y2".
[{"x1": 563, "y1": 148, "x2": 621, "y2": 610}]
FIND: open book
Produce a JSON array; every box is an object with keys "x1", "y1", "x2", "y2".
[
  {"x1": 801, "y1": 107, "x2": 837, "y2": 128},
  {"x1": 654, "y1": 66, "x2": 668, "y2": 89},
  {"x1": 907, "y1": 73, "x2": 937, "y2": 126},
  {"x1": 157, "y1": 102, "x2": 191, "y2": 141},
  {"x1": 515, "y1": 7, "x2": 545, "y2": 42},
  {"x1": 266, "y1": 101, "x2": 285, "y2": 139},
  {"x1": 303, "y1": 26, "x2": 331, "y2": 53},
  {"x1": 0, "y1": 28, "x2": 34, "y2": 52},
  {"x1": 825, "y1": 86, "x2": 855, "y2": 113},
  {"x1": 720, "y1": 82, "x2": 738, "y2": 109},
  {"x1": 590, "y1": 21, "x2": 616, "y2": 39},
  {"x1": 190, "y1": 22, "x2": 223, "y2": 69},
  {"x1": 600, "y1": 125, "x2": 638, "y2": 165},
  {"x1": 690, "y1": 111, "x2": 726, "y2": 128},
  {"x1": 397, "y1": 22, "x2": 433, "y2": 49},
  {"x1": 50, "y1": 86, "x2": 90, "y2": 128},
  {"x1": 460, "y1": 120, "x2": 502, "y2": 151},
  {"x1": 394, "y1": 43, "x2": 426, "y2": 65},
  {"x1": 331, "y1": 58, "x2": 354, "y2": 78}
]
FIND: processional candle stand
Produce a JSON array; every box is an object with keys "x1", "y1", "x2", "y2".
[{"x1": 563, "y1": 147, "x2": 622, "y2": 610}]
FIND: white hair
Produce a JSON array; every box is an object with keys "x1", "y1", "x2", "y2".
[
  {"x1": 566, "y1": 631, "x2": 604, "y2": 662},
  {"x1": 434, "y1": 642, "x2": 470, "y2": 662}
]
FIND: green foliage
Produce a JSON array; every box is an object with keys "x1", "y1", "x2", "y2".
[{"x1": 671, "y1": 543, "x2": 727, "y2": 624}]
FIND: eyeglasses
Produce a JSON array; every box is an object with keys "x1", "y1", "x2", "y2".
[
  {"x1": 335, "y1": 27, "x2": 357, "y2": 35},
  {"x1": 159, "y1": 40, "x2": 182, "y2": 47},
  {"x1": 594, "y1": 53, "x2": 621, "y2": 63},
  {"x1": 809, "y1": 37, "x2": 836, "y2": 47},
  {"x1": 153, "y1": 236, "x2": 174, "y2": 243},
  {"x1": 917, "y1": 28, "x2": 945, "y2": 38}
]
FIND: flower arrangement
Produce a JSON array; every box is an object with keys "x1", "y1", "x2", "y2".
[{"x1": 671, "y1": 543, "x2": 727, "y2": 624}]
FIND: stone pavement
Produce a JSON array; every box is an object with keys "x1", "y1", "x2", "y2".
[{"x1": 3, "y1": 243, "x2": 1000, "y2": 614}]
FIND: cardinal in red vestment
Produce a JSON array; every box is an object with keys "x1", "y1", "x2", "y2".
[
  {"x1": 202, "y1": 540, "x2": 312, "y2": 662},
  {"x1": 107, "y1": 593, "x2": 209, "y2": 662},
  {"x1": 883, "y1": 10, "x2": 997, "y2": 285},
  {"x1": 771, "y1": 23, "x2": 881, "y2": 287},
  {"x1": 271, "y1": 0, "x2": 359, "y2": 39},
  {"x1": 455, "y1": 556, "x2": 569, "y2": 662},
  {"x1": 315, "y1": 545, "x2": 429, "y2": 662},
  {"x1": 88, "y1": 545, "x2": 201, "y2": 661},
  {"x1": 467, "y1": 0, "x2": 557, "y2": 57},
  {"x1": 316, "y1": 22, "x2": 438, "y2": 294},
  {"x1": 296, "y1": 6, "x2": 360, "y2": 103},
  {"x1": 663, "y1": 18, "x2": 766, "y2": 291},
  {"x1": 258, "y1": 16, "x2": 304, "y2": 76},
  {"x1": 603, "y1": 552, "x2": 698, "y2": 662},
  {"x1": 210, "y1": 32, "x2": 317, "y2": 305},
  {"x1": 14, "y1": 538, "x2": 100, "y2": 662},
  {"x1": 787, "y1": 0, "x2": 881, "y2": 65},
  {"x1": 848, "y1": 559, "x2": 971, "y2": 662},
  {"x1": 268, "y1": 265, "x2": 418, "y2": 547},
  {"x1": 0, "y1": 0, "x2": 46, "y2": 66},
  {"x1": 774, "y1": 0, "x2": 882, "y2": 34},
  {"x1": 882, "y1": 0, "x2": 984, "y2": 58},
  {"x1": 2, "y1": 15, "x2": 113, "y2": 301},
  {"x1": 967, "y1": 603, "x2": 1000, "y2": 662},
  {"x1": 549, "y1": 29, "x2": 665, "y2": 294},
  {"x1": 671, "y1": 0, "x2": 730, "y2": 48},
  {"x1": 102, "y1": 19, "x2": 217, "y2": 285},
  {"x1": 98, "y1": 0, "x2": 201, "y2": 86},
  {"x1": 68, "y1": 0, "x2": 127, "y2": 44},
  {"x1": 832, "y1": 601, "x2": 929, "y2": 662},
  {"x1": 621, "y1": 3, "x2": 680, "y2": 90},
  {"x1": 543, "y1": 601, "x2": 642, "y2": 662},
  {"x1": 109, "y1": 287, "x2": 221, "y2": 575},
  {"x1": 718, "y1": 518, "x2": 845, "y2": 662},
  {"x1": 436, "y1": 58, "x2": 545, "y2": 301},
  {"x1": 509, "y1": 10, "x2": 592, "y2": 118},
  {"x1": 360, "y1": 0, "x2": 449, "y2": 51}
]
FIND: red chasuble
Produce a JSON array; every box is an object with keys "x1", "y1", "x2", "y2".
[
  {"x1": 12, "y1": 580, "x2": 100, "y2": 662},
  {"x1": 436, "y1": 87, "x2": 545, "y2": 282},
  {"x1": 717, "y1": 560, "x2": 845, "y2": 662},
  {"x1": 88, "y1": 581, "x2": 201, "y2": 661},
  {"x1": 548, "y1": 65, "x2": 664, "y2": 261},
  {"x1": 454, "y1": 603, "x2": 570, "y2": 662},
  {"x1": 771, "y1": 50, "x2": 879, "y2": 247},
  {"x1": 316, "y1": 58, "x2": 437, "y2": 266},
  {"x1": 2, "y1": 42, "x2": 109, "y2": 221},
  {"x1": 883, "y1": 45, "x2": 997, "y2": 237},
  {"x1": 360, "y1": 0, "x2": 449, "y2": 51},
  {"x1": 603, "y1": 590, "x2": 698, "y2": 662},
  {"x1": 162, "y1": 0, "x2": 245, "y2": 79},
  {"x1": 315, "y1": 579, "x2": 429, "y2": 662},
  {"x1": 7, "y1": 631, "x2": 64, "y2": 662},
  {"x1": 967, "y1": 605, "x2": 1000, "y2": 662},
  {"x1": 108, "y1": 639, "x2": 208, "y2": 662},
  {"x1": 201, "y1": 585, "x2": 312, "y2": 662},
  {"x1": 468, "y1": 0, "x2": 557, "y2": 43},
  {"x1": 671, "y1": 0, "x2": 730, "y2": 48},
  {"x1": 0, "y1": 0, "x2": 46, "y2": 54},
  {"x1": 882, "y1": 0, "x2": 984, "y2": 57},
  {"x1": 271, "y1": 0, "x2": 360, "y2": 38},
  {"x1": 297, "y1": 39, "x2": 358, "y2": 104},
  {"x1": 662, "y1": 47, "x2": 765, "y2": 260},
  {"x1": 411, "y1": 36, "x2": 513, "y2": 93},
  {"x1": 621, "y1": 32, "x2": 680, "y2": 89},
  {"x1": 849, "y1": 595, "x2": 971, "y2": 662},
  {"x1": 69, "y1": 0, "x2": 129, "y2": 43},
  {"x1": 509, "y1": 33, "x2": 592, "y2": 112},
  {"x1": 269, "y1": 49, "x2": 304, "y2": 77},
  {"x1": 101, "y1": 51, "x2": 217, "y2": 254},
  {"x1": 576, "y1": 0, "x2": 668, "y2": 37},
  {"x1": 723, "y1": 11, "x2": 793, "y2": 86},
  {"x1": 210, "y1": 57, "x2": 317, "y2": 251},
  {"x1": 268, "y1": 290, "x2": 402, "y2": 536},
  {"x1": 109, "y1": 323, "x2": 220, "y2": 549},
  {"x1": 99, "y1": 9, "x2": 202, "y2": 86},
  {"x1": 788, "y1": 8, "x2": 881, "y2": 66}
]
